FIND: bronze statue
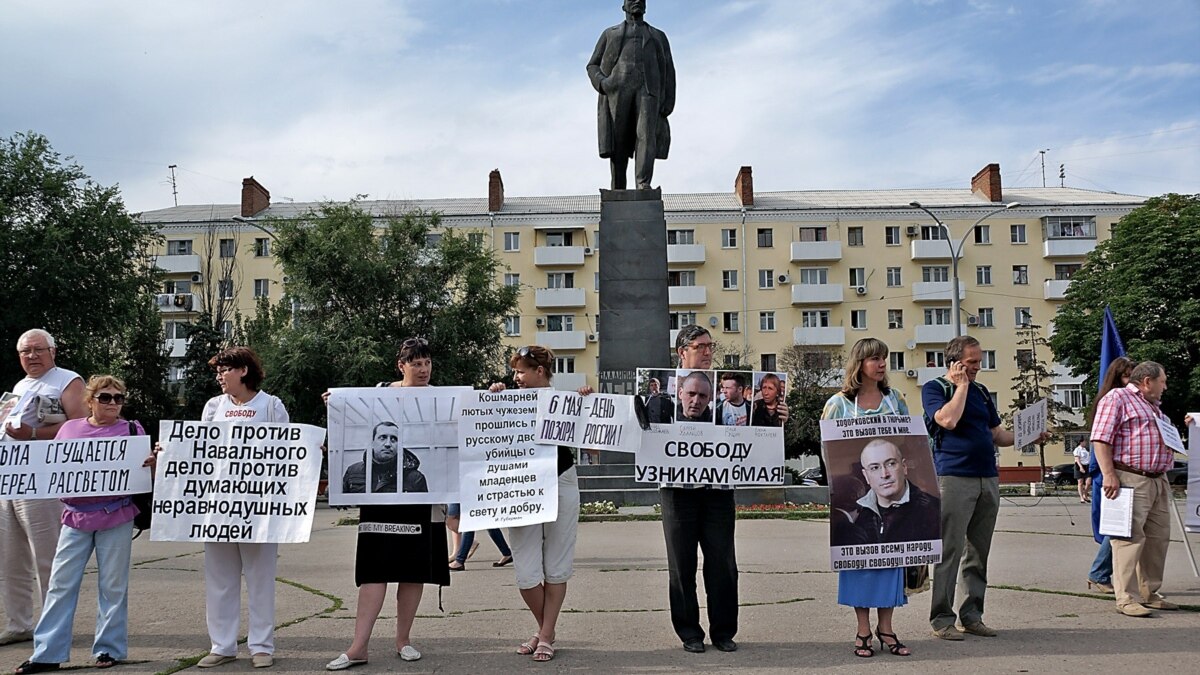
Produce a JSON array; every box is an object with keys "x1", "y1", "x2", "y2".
[{"x1": 587, "y1": 0, "x2": 676, "y2": 190}]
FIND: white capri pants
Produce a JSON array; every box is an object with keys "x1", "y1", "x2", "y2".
[{"x1": 508, "y1": 467, "x2": 580, "y2": 590}]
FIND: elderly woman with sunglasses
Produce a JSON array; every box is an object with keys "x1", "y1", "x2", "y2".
[{"x1": 15, "y1": 376, "x2": 150, "y2": 674}]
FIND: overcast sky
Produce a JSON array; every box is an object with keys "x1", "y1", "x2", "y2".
[{"x1": 2, "y1": 0, "x2": 1196, "y2": 213}]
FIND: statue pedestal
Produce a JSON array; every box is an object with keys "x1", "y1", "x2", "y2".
[{"x1": 597, "y1": 188, "x2": 671, "y2": 397}]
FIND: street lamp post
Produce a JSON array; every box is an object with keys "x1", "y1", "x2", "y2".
[{"x1": 908, "y1": 201, "x2": 1020, "y2": 337}]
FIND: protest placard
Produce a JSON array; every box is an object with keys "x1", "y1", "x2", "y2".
[
  {"x1": 820, "y1": 415, "x2": 942, "y2": 571},
  {"x1": 151, "y1": 421, "x2": 324, "y2": 543},
  {"x1": 327, "y1": 386, "x2": 471, "y2": 506},
  {"x1": 535, "y1": 390, "x2": 641, "y2": 452},
  {"x1": 458, "y1": 389, "x2": 557, "y2": 531},
  {"x1": 0, "y1": 436, "x2": 151, "y2": 500},
  {"x1": 1013, "y1": 398, "x2": 1048, "y2": 451}
]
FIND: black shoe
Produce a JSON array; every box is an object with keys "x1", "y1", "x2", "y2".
[
  {"x1": 682, "y1": 639, "x2": 705, "y2": 653},
  {"x1": 15, "y1": 662, "x2": 60, "y2": 675},
  {"x1": 713, "y1": 639, "x2": 738, "y2": 652}
]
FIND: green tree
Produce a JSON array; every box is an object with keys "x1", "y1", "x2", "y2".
[
  {"x1": 247, "y1": 202, "x2": 520, "y2": 423},
  {"x1": 0, "y1": 131, "x2": 171, "y2": 426},
  {"x1": 1005, "y1": 312, "x2": 1075, "y2": 472},
  {"x1": 1049, "y1": 194, "x2": 1200, "y2": 425},
  {"x1": 780, "y1": 345, "x2": 843, "y2": 458},
  {"x1": 177, "y1": 314, "x2": 224, "y2": 420}
]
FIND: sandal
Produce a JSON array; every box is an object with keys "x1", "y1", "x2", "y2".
[
  {"x1": 493, "y1": 555, "x2": 514, "y2": 567},
  {"x1": 853, "y1": 634, "x2": 874, "y2": 658},
  {"x1": 15, "y1": 662, "x2": 60, "y2": 675},
  {"x1": 876, "y1": 628, "x2": 911, "y2": 656},
  {"x1": 448, "y1": 561, "x2": 466, "y2": 571},
  {"x1": 96, "y1": 653, "x2": 119, "y2": 668},
  {"x1": 516, "y1": 635, "x2": 540, "y2": 655},
  {"x1": 532, "y1": 642, "x2": 555, "y2": 662}
]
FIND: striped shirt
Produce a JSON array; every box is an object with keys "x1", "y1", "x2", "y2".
[{"x1": 1090, "y1": 383, "x2": 1172, "y2": 474}]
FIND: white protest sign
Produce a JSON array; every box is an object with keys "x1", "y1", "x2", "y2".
[
  {"x1": 535, "y1": 390, "x2": 641, "y2": 452},
  {"x1": 636, "y1": 423, "x2": 784, "y2": 485},
  {"x1": 1013, "y1": 398, "x2": 1048, "y2": 451},
  {"x1": 0, "y1": 436, "x2": 152, "y2": 500},
  {"x1": 458, "y1": 389, "x2": 557, "y2": 531},
  {"x1": 1155, "y1": 417, "x2": 1185, "y2": 454},
  {"x1": 151, "y1": 421, "x2": 324, "y2": 543},
  {"x1": 1187, "y1": 418, "x2": 1198, "y2": 533},
  {"x1": 820, "y1": 414, "x2": 942, "y2": 570},
  {"x1": 327, "y1": 386, "x2": 471, "y2": 506}
]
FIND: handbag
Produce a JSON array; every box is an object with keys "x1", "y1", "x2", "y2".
[
  {"x1": 904, "y1": 565, "x2": 930, "y2": 595},
  {"x1": 127, "y1": 421, "x2": 153, "y2": 537}
]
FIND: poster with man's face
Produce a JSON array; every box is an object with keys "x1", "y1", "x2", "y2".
[{"x1": 637, "y1": 369, "x2": 677, "y2": 425}]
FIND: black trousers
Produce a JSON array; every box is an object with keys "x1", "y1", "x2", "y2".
[{"x1": 660, "y1": 487, "x2": 738, "y2": 643}]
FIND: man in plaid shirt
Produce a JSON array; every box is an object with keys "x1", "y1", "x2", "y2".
[{"x1": 1091, "y1": 361, "x2": 1179, "y2": 617}]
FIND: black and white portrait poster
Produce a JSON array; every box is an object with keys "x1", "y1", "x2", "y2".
[
  {"x1": 327, "y1": 386, "x2": 470, "y2": 506},
  {"x1": 820, "y1": 414, "x2": 942, "y2": 571}
]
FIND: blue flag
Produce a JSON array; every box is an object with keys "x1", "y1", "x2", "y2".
[{"x1": 1091, "y1": 305, "x2": 1126, "y2": 543}]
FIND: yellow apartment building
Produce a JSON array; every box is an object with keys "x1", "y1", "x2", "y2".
[{"x1": 139, "y1": 164, "x2": 1145, "y2": 478}]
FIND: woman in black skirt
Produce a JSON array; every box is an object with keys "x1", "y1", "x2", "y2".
[{"x1": 327, "y1": 338, "x2": 449, "y2": 669}]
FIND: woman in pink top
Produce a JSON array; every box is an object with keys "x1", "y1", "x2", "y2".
[{"x1": 15, "y1": 375, "x2": 150, "y2": 674}]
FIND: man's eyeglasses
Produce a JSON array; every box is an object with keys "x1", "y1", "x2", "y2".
[
  {"x1": 688, "y1": 342, "x2": 715, "y2": 353},
  {"x1": 17, "y1": 347, "x2": 49, "y2": 357},
  {"x1": 94, "y1": 393, "x2": 127, "y2": 405}
]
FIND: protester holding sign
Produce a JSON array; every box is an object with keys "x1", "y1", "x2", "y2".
[
  {"x1": 194, "y1": 347, "x2": 289, "y2": 669},
  {"x1": 488, "y1": 345, "x2": 581, "y2": 663},
  {"x1": 327, "y1": 338, "x2": 449, "y2": 670},
  {"x1": 1, "y1": 329, "x2": 86, "y2": 648},
  {"x1": 821, "y1": 338, "x2": 913, "y2": 658},
  {"x1": 14, "y1": 376, "x2": 150, "y2": 674}
]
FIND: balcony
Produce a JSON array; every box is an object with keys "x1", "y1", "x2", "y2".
[
  {"x1": 554, "y1": 373, "x2": 588, "y2": 391},
  {"x1": 1043, "y1": 238, "x2": 1096, "y2": 258},
  {"x1": 669, "y1": 329, "x2": 679, "y2": 347},
  {"x1": 790, "y1": 240, "x2": 842, "y2": 262},
  {"x1": 165, "y1": 338, "x2": 188, "y2": 358},
  {"x1": 914, "y1": 367, "x2": 943, "y2": 385},
  {"x1": 668, "y1": 286, "x2": 707, "y2": 306},
  {"x1": 536, "y1": 330, "x2": 587, "y2": 351},
  {"x1": 535, "y1": 287, "x2": 586, "y2": 308},
  {"x1": 911, "y1": 281, "x2": 965, "y2": 302},
  {"x1": 1044, "y1": 279, "x2": 1071, "y2": 300},
  {"x1": 791, "y1": 283, "x2": 844, "y2": 305},
  {"x1": 792, "y1": 326, "x2": 845, "y2": 346},
  {"x1": 911, "y1": 240, "x2": 952, "y2": 260},
  {"x1": 534, "y1": 246, "x2": 586, "y2": 266},
  {"x1": 154, "y1": 293, "x2": 194, "y2": 312},
  {"x1": 667, "y1": 244, "x2": 706, "y2": 265},
  {"x1": 154, "y1": 254, "x2": 201, "y2": 275},
  {"x1": 914, "y1": 324, "x2": 957, "y2": 344}
]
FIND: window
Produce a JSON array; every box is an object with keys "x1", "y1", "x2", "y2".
[
  {"x1": 1010, "y1": 224, "x2": 1027, "y2": 244},
  {"x1": 1016, "y1": 349, "x2": 1033, "y2": 369},
  {"x1": 546, "y1": 272, "x2": 575, "y2": 288},
  {"x1": 555, "y1": 356, "x2": 576, "y2": 374},
  {"x1": 758, "y1": 269, "x2": 775, "y2": 289},
  {"x1": 756, "y1": 228, "x2": 774, "y2": 248},
  {"x1": 594, "y1": 272, "x2": 599, "y2": 291},
  {"x1": 670, "y1": 312, "x2": 697, "y2": 329},
  {"x1": 760, "y1": 354, "x2": 777, "y2": 372},
  {"x1": 668, "y1": 270, "x2": 696, "y2": 287},
  {"x1": 468, "y1": 232, "x2": 484, "y2": 248},
  {"x1": 974, "y1": 225, "x2": 991, "y2": 244},
  {"x1": 220, "y1": 321, "x2": 233, "y2": 339},
  {"x1": 593, "y1": 230, "x2": 600, "y2": 250},
  {"x1": 851, "y1": 309, "x2": 867, "y2": 329},
  {"x1": 920, "y1": 225, "x2": 946, "y2": 241},
  {"x1": 848, "y1": 227, "x2": 864, "y2": 247},
  {"x1": 976, "y1": 265, "x2": 992, "y2": 285},
  {"x1": 667, "y1": 229, "x2": 695, "y2": 245},
  {"x1": 1054, "y1": 384, "x2": 1087, "y2": 409},
  {"x1": 981, "y1": 350, "x2": 997, "y2": 370},
  {"x1": 887, "y1": 309, "x2": 903, "y2": 329},
  {"x1": 977, "y1": 307, "x2": 994, "y2": 328},
  {"x1": 723, "y1": 311, "x2": 739, "y2": 332},
  {"x1": 799, "y1": 268, "x2": 828, "y2": 285},
  {"x1": 546, "y1": 315, "x2": 574, "y2": 332},
  {"x1": 722, "y1": 270, "x2": 738, "y2": 290},
  {"x1": 504, "y1": 273, "x2": 520, "y2": 287},
  {"x1": 218, "y1": 278, "x2": 233, "y2": 300},
  {"x1": 253, "y1": 279, "x2": 270, "y2": 299},
  {"x1": 924, "y1": 308, "x2": 952, "y2": 325},
  {"x1": 801, "y1": 310, "x2": 830, "y2": 328},
  {"x1": 219, "y1": 238, "x2": 235, "y2": 258},
  {"x1": 424, "y1": 233, "x2": 442, "y2": 249},
  {"x1": 922, "y1": 266, "x2": 949, "y2": 282},
  {"x1": 504, "y1": 232, "x2": 520, "y2": 251},
  {"x1": 849, "y1": 268, "x2": 866, "y2": 286},
  {"x1": 885, "y1": 226, "x2": 901, "y2": 246},
  {"x1": 1012, "y1": 265, "x2": 1029, "y2": 285},
  {"x1": 254, "y1": 238, "x2": 271, "y2": 257},
  {"x1": 886, "y1": 267, "x2": 902, "y2": 287},
  {"x1": 798, "y1": 226, "x2": 827, "y2": 242},
  {"x1": 721, "y1": 228, "x2": 737, "y2": 248},
  {"x1": 164, "y1": 279, "x2": 191, "y2": 295},
  {"x1": 801, "y1": 351, "x2": 833, "y2": 370},
  {"x1": 1044, "y1": 216, "x2": 1096, "y2": 239},
  {"x1": 724, "y1": 354, "x2": 740, "y2": 367},
  {"x1": 1015, "y1": 307, "x2": 1031, "y2": 326},
  {"x1": 759, "y1": 311, "x2": 776, "y2": 331},
  {"x1": 545, "y1": 231, "x2": 573, "y2": 247},
  {"x1": 926, "y1": 351, "x2": 946, "y2": 368},
  {"x1": 167, "y1": 240, "x2": 192, "y2": 255},
  {"x1": 504, "y1": 316, "x2": 520, "y2": 336},
  {"x1": 1055, "y1": 264, "x2": 1081, "y2": 280},
  {"x1": 163, "y1": 321, "x2": 189, "y2": 340},
  {"x1": 889, "y1": 352, "x2": 905, "y2": 371}
]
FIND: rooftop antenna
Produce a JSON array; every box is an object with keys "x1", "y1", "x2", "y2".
[
  {"x1": 1038, "y1": 149, "x2": 1049, "y2": 187},
  {"x1": 1059, "y1": 164, "x2": 1065, "y2": 188},
  {"x1": 168, "y1": 164, "x2": 179, "y2": 206}
]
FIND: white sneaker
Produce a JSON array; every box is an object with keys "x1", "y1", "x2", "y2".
[
  {"x1": 197, "y1": 653, "x2": 237, "y2": 668},
  {"x1": 398, "y1": 645, "x2": 421, "y2": 662}
]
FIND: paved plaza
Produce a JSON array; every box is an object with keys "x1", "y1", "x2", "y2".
[{"x1": 2, "y1": 497, "x2": 1197, "y2": 674}]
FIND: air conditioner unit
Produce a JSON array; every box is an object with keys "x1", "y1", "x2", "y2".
[
  {"x1": 967, "y1": 315, "x2": 979, "y2": 327},
  {"x1": 586, "y1": 333, "x2": 598, "y2": 343},
  {"x1": 777, "y1": 274, "x2": 791, "y2": 284},
  {"x1": 191, "y1": 273, "x2": 203, "y2": 283},
  {"x1": 905, "y1": 225, "x2": 919, "y2": 237},
  {"x1": 583, "y1": 247, "x2": 595, "y2": 256},
  {"x1": 905, "y1": 368, "x2": 918, "y2": 378},
  {"x1": 888, "y1": 321, "x2": 902, "y2": 330},
  {"x1": 854, "y1": 285, "x2": 867, "y2": 296},
  {"x1": 535, "y1": 317, "x2": 546, "y2": 327}
]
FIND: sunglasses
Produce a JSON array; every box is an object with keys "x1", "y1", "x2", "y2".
[
  {"x1": 93, "y1": 393, "x2": 127, "y2": 405},
  {"x1": 402, "y1": 338, "x2": 428, "y2": 348}
]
